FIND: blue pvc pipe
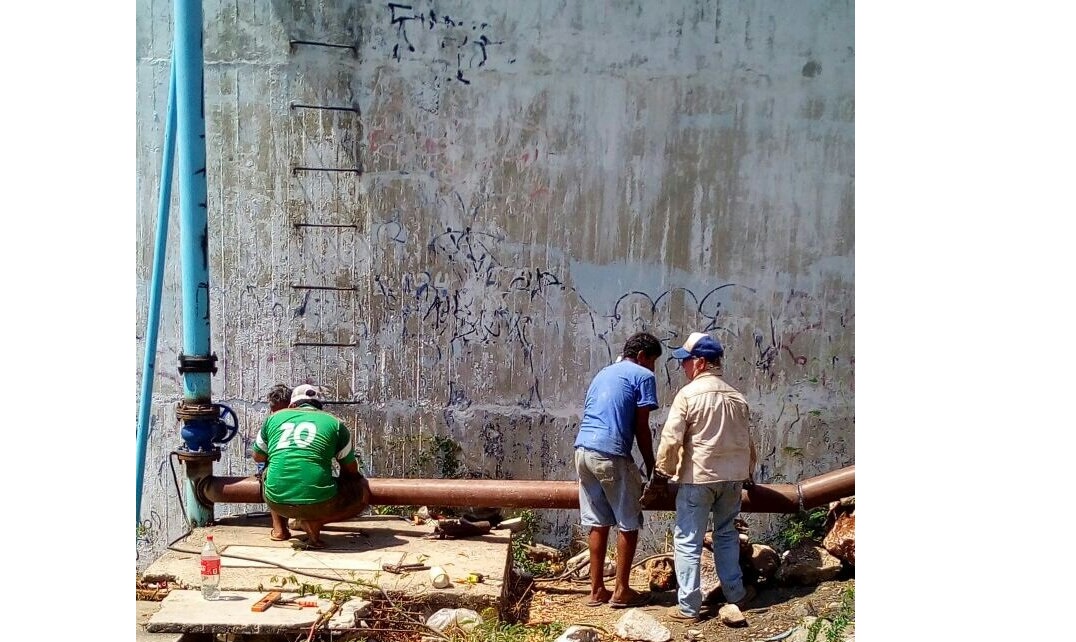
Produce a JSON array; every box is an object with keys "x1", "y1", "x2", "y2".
[
  {"x1": 175, "y1": 0, "x2": 215, "y2": 527},
  {"x1": 136, "y1": 61, "x2": 177, "y2": 526},
  {"x1": 175, "y1": 0, "x2": 212, "y2": 403}
]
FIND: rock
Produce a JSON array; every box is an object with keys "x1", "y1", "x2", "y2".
[
  {"x1": 718, "y1": 603, "x2": 747, "y2": 627},
  {"x1": 644, "y1": 556, "x2": 676, "y2": 592},
  {"x1": 554, "y1": 624, "x2": 604, "y2": 642},
  {"x1": 823, "y1": 497, "x2": 855, "y2": 532},
  {"x1": 751, "y1": 544, "x2": 781, "y2": 579},
  {"x1": 822, "y1": 512, "x2": 855, "y2": 567},
  {"x1": 776, "y1": 542, "x2": 843, "y2": 586},
  {"x1": 614, "y1": 608, "x2": 672, "y2": 642}
]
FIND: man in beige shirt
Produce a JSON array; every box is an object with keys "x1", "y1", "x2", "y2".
[{"x1": 652, "y1": 331, "x2": 757, "y2": 624}]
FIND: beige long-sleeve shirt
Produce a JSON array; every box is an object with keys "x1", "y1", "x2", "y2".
[{"x1": 654, "y1": 370, "x2": 756, "y2": 484}]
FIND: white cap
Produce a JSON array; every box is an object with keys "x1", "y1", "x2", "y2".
[{"x1": 290, "y1": 384, "x2": 324, "y2": 406}]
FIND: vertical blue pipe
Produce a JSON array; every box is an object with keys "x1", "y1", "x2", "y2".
[
  {"x1": 175, "y1": 0, "x2": 212, "y2": 403},
  {"x1": 175, "y1": 0, "x2": 214, "y2": 526},
  {"x1": 136, "y1": 61, "x2": 177, "y2": 526}
]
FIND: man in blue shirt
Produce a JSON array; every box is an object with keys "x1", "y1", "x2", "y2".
[{"x1": 574, "y1": 332, "x2": 662, "y2": 609}]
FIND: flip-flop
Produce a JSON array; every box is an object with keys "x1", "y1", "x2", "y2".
[
  {"x1": 298, "y1": 539, "x2": 327, "y2": 550},
  {"x1": 609, "y1": 593, "x2": 651, "y2": 609},
  {"x1": 585, "y1": 599, "x2": 608, "y2": 607},
  {"x1": 269, "y1": 531, "x2": 291, "y2": 542}
]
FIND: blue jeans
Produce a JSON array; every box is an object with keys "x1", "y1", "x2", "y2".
[{"x1": 673, "y1": 481, "x2": 745, "y2": 616}]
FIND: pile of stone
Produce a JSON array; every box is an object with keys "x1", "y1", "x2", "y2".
[{"x1": 643, "y1": 496, "x2": 856, "y2": 597}]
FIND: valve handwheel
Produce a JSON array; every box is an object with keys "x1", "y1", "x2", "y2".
[{"x1": 213, "y1": 403, "x2": 239, "y2": 444}]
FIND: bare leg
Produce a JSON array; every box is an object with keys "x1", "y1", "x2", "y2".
[
  {"x1": 611, "y1": 528, "x2": 643, "y2": 604},
  {"x1": 587, "y1": 526, "x2": 613, "y2": 604},
  {"x1": 299, "y1": 520, "x2": 325, "y2": 547},
  {"x1": 269, "y1": 509, "x2": 291, "y2": 540},
  {"x1": 300, "y1": 477, "x2": 370, "y2": 548}
]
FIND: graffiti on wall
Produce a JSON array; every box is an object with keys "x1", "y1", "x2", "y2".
[{"x1": 387, "y1": 2, "x2": 507, "y2": 85}]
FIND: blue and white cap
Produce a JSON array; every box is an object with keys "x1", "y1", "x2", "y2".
[{"x1": 671, "y1": 332, "x2": 724, "y2": 360}]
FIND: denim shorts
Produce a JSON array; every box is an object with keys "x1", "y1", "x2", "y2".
[{"x1": 575, "y1": 447, "x2": 643, "y2": 531}]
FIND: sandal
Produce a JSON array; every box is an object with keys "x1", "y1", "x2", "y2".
[{"x1": 269, "y1": 530, "x2": 291, "y2": 542}]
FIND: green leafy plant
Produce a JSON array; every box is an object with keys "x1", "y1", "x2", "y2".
[
  {"x1": 776, "y1": 506, "x2": 828, "y2": 550},
  {"x1": 371, "y1": 504, "x2": 413, "y2": 516},
  {"x1": 443, "y1": 610, "x2": 567, "y2": 642},
  {"x1": 408, "y1": 433, "x2": 465, "y2": 478},
  {"x1": 509, "y1": 509, "x2": 553, "y2": 577},
  {"x1": 806, "y1": 584, "x2": 854, "y2": 642}
]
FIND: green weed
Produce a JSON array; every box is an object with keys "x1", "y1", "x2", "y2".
[
  {"x1": 806, "y1": 584, "x2": 855, "y2": 642},
  {"x1": 371, "y1": 504, "x2": 414, "y2": 516},
  {"x1": 776, "y1": 506, "x2": 828, "y2": 550},
  {"x1": 442, "y1": 610, "x2": 567, "y2": 642},
  {"x1": 509, "y1": 509, "x2": 553, "y2": 577}
]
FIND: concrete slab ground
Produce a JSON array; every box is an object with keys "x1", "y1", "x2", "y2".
[
  {"x1": 137, "y1": 601, "x2": 187, "y2": 642},
  {"x1": 140, "y1": 513, "x2": 513, "y2": 635},
  {"x1": 147, "y1": 590, "x2": 324, "y2": 634}
]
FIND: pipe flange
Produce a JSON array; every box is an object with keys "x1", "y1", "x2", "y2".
[
  {"x1": 178, "y1": 353, "x2": 218, "y2": 374},
  {"x1": 175, "y1": 402, "x2": 218, "y2": 422},
  {"x1": 173, "y1": 449, "x2": 221, "y2": 463},
  {"x1": 193, "y1": 473, "x2": 215, "y2": 508}
]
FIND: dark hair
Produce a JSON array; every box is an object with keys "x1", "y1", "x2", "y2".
[
  {"x1": 267, "y1": 384, "x2": 292, "y2": 411},
  {"x1": 622, "y1": 332, "x2": 662, "y2": 359}
]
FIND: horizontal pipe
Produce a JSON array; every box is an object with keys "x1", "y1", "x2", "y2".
[{"x1": 202, "y1": 465, "x2": 854, "y2": 514}]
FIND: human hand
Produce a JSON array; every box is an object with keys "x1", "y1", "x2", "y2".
[{"x1": 640, "y1": 472, "x2": 672, "y2": 507}]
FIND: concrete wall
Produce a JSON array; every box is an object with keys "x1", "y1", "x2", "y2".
[{"x1": 136, "y1": 0, "x2": 854, "y2": 569}]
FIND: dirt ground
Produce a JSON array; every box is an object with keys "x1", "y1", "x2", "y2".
[{"x1": 518, "y1": 568, "x2": 855, "y2": 641}]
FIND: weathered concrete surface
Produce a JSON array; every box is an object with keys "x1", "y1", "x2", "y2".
[
  {"x1": 137, "y1": 601, "x2": 187, "y2": 642},
  {"x1": 147, "y1": 590, "x2": 322, "y2": 634},
  {"x1": 136, "y1": 0, "x2": 854, "y2": 567},
  {"x1": 142, "y1": 514, "x2": 508, "y2": 613}
]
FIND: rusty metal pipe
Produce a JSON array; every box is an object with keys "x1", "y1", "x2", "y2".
[{"x1": 203, "y1": 465, "x2": 853, "y2": 514}]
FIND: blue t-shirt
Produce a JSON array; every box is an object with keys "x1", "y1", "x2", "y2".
[{"x1": 574, "y1": 359, "x2": 659, "y2": 458}]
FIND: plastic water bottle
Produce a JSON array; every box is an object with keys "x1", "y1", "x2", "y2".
[{"x1": 200, "y1": 535, "x2": 221, "y2": 600}]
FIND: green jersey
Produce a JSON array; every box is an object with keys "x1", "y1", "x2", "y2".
[{"x1": 253, "y1": 406, "x2": 356, "y2": 505}]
